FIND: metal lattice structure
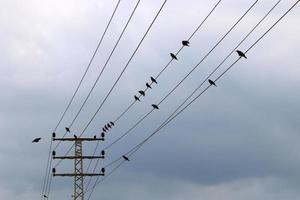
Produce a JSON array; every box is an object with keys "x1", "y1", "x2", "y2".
[{"x1": 52, "y1": 136, "x2": 105, "y2": 200}]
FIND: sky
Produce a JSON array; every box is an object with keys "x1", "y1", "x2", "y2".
[{"x1": 0, "y1": 0, "x2": 300, "y2": 199}]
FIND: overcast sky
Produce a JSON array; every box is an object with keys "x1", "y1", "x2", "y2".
[{"x1": 0, "y1": 0, "x2": 300, "y2": 200}]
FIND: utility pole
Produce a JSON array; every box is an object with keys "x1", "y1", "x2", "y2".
[{"x1": 52, "y1": 134, "x2": 105, "y2": 200}]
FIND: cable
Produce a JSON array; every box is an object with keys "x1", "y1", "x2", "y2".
[
  {"x1": 52, "y1": 0, "x2": 142, "y2": 168},
  {"x1": 114, "y1": 0, "x2": 223, "y2": 124},
  {"x1": 79, "y1": 0, "x2": 168, "y2": 137},
  {"x1": 84, "y1": 0, "x2": 255, "y2": 192},
  {"x1": 102, "y1": 0, "x2": 258, "y2": 153},
  {"x1": 88, "y1": 0, "x2": 300, "y2": 195},
  {"x1": 41, "y1": 1, "x2": 122, "y2": 199},
  {"x1": 82, "y1": 0, "x2": 168, "y2": 192}
]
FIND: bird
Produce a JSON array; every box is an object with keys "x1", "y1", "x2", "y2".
[
  {"x1": 32, "y1": 137, "x2": 41, "y2": 143},
  {"x1": 152, "y1": 104, "x2": 159, "y2": 109},
  {"x1": 146, "y1": 82, "x2": 152, "y2": 89},
  {"x1": 134, "y1": 95, "x2": 141, "y2": 101},
  {"x1": 110, "y1": 121, "x2": 115, "y2": 126},
  {"x1": 208, "y1": 79, "x2": 217, "y2": 87},
  {"x1": 150, "y1": 76, "x2": 157, "y2": 84},
  {"x1": 182, "y1": 40, "x2": 190, "y2": 46},
  {"x1": 236, "y1": 50, "x2": 247, "y2": 59},
  {"x1": 65, "y1": 127, "x2": 70, "y2": 133},
  {"x1": 139, "y1": 90, "x2": 145, "y2": 96},
  {"x1": 170, "y1": 53, "x2": 178, "y2": 60},
  {"x1": 43, "y1": 195, "x2": 48, "y2": 198},
  {"x1": 122, "y1": 155, "x2": 130, "y2": 161},
  {"x1": 107, "y1": 123, "x2": 112, "y2": 129}
]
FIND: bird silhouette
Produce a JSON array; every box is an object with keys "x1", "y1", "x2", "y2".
[
  {"x1": 236, "y1": 50, "x2": 247, "y2": 59},
  {"x1": 139, "y1": 90, "x2": 145, "y2": 96},
  {"x1": 110, "y1": 121, "x2": 115, "y2": 126},
  {"x1": 122, "y1": 155, "x2": 130, "y2": 161},
  {"x1": 208, "y1": 79, "x2": 217, "y2": 87},
  {"x1": 32, "y1": 137, "x2": 41, "y2": 143},
  {"x1": 65, "y1": 127, "x2": 70, "y2": 133},
  {"x1": 152, "y1": 104, "x2": 159, "y2": 109},
  {"x1": 146, "y1": 82, "x2": 152, "y2": 89},
  {"x1": 150, "y1": 76, "x2": 157, "y2": 84},
  {"x1": 107, "y1": 123, "x2": 112, "y2": 129},
  {"x1": 170, "y1": 53, "x2": 178, "y2": 60},
  {"x1": 134, "y1": 95, "x2": 141, "y2": 101},
  {"x1": 182, "y1": 40, "x2": 190, "y2": 46}
]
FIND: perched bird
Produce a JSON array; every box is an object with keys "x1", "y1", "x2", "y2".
[
  {"x1": 150, "y1": 76, "x2": 157, "y2": 84},
  {"x1": 65, "y1": 127, "x2": 70, "y2": 133},
  {"x1": 146, "y1": 82, "x2": 152, "y2": 89},
  {"x1": 170, "y1": 53, "x2": 178, "y2": 60},
  {"x1": 134, "y1": 95, "x2": 141, "y2": 101},
  {"x1": 236, "y1": 50, "x2": 247, "y2": 59},
  {"x1": 107, "y1": 123, "x2": 112, "y2": 129},
  {"x1": 110, "y1": 121, "x2": 115, "y2": 126},
  {"x1": 208, "y1": 79, "x2": 217, "y2": 87},
  {"x1": 32, "y1": 137, "x2": 41, "y2": 143},
  {"x1": 139, "y1": 90, "x2": 145, "y2": 96},
  {"x1": 182, "y1": 40, "x2": 190, "y2": 46},
  {"x1": 152, "y1": 104, "x2": 159, "y2": 109},
  {"x1": 122, "y1": 155, "x2": 130, "y2": 161},
  {"x1": 102, "y1": 127, "x2": 106, "y2": 133}
]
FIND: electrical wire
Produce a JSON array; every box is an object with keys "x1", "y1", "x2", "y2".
[
  {"x1": 87, "y1": 0, "x2": 299, "y2": 196},
  {"x1": 41, "y1": 1, "x2": 122, "y2": 199}
]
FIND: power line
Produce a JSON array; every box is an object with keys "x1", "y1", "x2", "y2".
[
  {"x1": 83, "y1": 1, "x2": 255, "y2": 193},
  {"x1": 79, "y1": 0, "x2": 168, "y2": 137},
  {"x1": 113, "y1": 0, "x2": 223, "y2": 124},
  {"x1": 88, "y1": 0, "x2": 299, "y2": 195},
  {"x1": 102, "y1": 0, "x2": 258, "y2": 153},
  {"x1": 52, "y1": 0, "x2": 142, "y2": 168},
  {"x1": 41, "y1": 1, "x2": 122, "y2": 199},
  {"x1": 84, "y1": 0, "x2": 224, "y2": 193}
]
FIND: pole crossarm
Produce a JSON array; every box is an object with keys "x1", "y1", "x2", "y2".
[
  {"x1": 53, "y1": 156, "x2": 105, "y2": 159},
  {"x1": 53, "y1": 173, "x2": 105, "y2": 177},
  {"x1": 53, "y1": 138, "x2": 104, "y2": 142}
]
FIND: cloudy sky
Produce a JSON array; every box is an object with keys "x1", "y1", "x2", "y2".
[{"x1": 0, "y1": 0, "x2": 300, "y2": 199}]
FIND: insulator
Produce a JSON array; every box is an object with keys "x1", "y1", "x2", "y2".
[
  {"x1": 101, "y1": 168, "x2": 105, "y2": 173},
  {"x1": 101, "y1": 132, "x2": 105, "y2": 138},
  {"x1": 52, "y1": 168, "x2": 56, "y2": 173},
  {"x1": 101, "y1": 150, "x2": 105, "y2": 156},
  {"x1": 52, "y1": 151, "x2": 56, "y2": 156},
  {"x1": 52, "y1": 132, "x2": 56, "y2": 138}
]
